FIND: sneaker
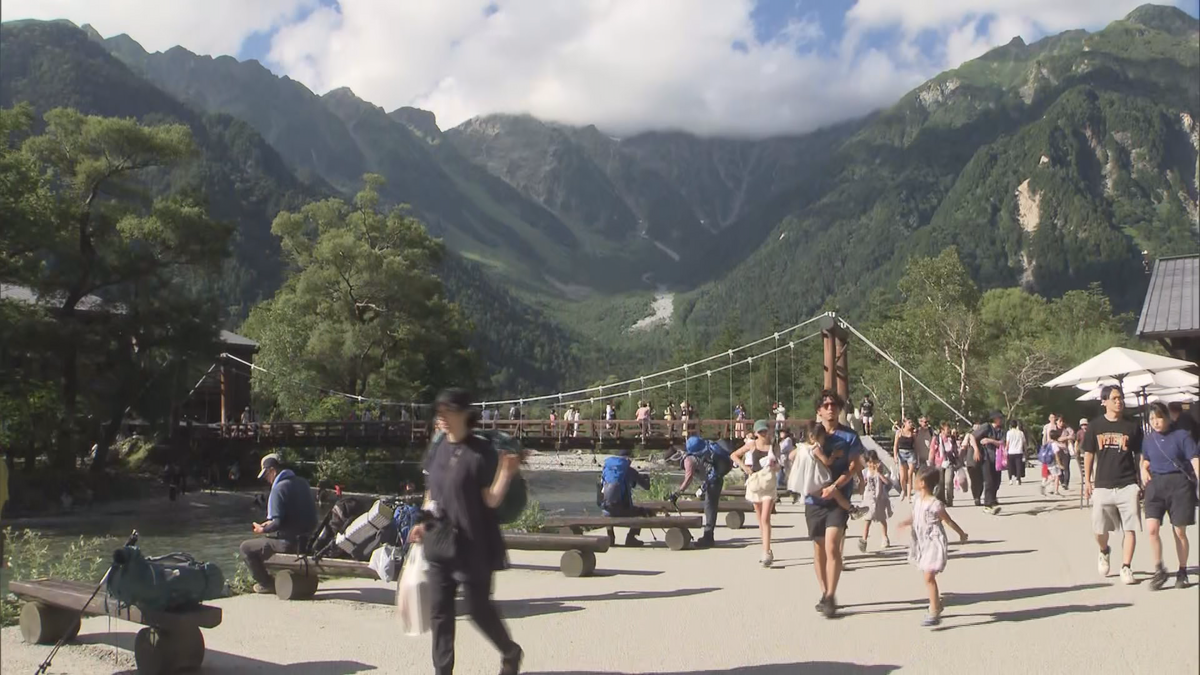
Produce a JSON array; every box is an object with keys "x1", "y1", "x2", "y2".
[
  {"x1": 1120, "y1": 566, "x2": 1135, "y2": 585},
  {"x1": 625, "y1": 535, "x2": 645, "y2": 548},
  {"x1": 694, "y1": 533, "x2": 715, "y2": 549},
  {"x1": 973, "y1": 499, "x2": 982, "y2": 507},
  {"x1": 1176, "y1": 571, "x2": 1191, "y2": 589},
  {"x1": 921, "y1": 613, "x2": 941, "y2": 627},
  {"x1": 762, "y1": 550, "x2": 774, "y2": 567},
  {"x1": 500, "y1": 645, "x2": 523, "y2": 675},
  {"x1": 814, "y1": 596, "x2": 828, "y2": 613},
  {"x1": 881, "y1": 537, "x2": 891, "y2": 549},
  {"x1": 1098, "y1": 548, "x2": 1111, "y2": 577},
  {"x1": 253, "y1": 583, "x2": 275, "y2": 595},
  {"x1": 857, "y1": 538, "x2": 868, "y2": 553},
  {"x1": 822, "y1": 595, "x2": 838, "y2": 618},
  {"x1": 1149, "y1": 566, "x2": 1168, "y2": 591},
  {"x1": 1039, "y1": 483, "x2": 1046, "y2": 496},
  {"x1": 851, "y1": 506, "x2": 869, "y2": 520}
]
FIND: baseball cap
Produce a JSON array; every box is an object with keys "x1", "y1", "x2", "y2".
[
  {"x1": 1079, "y1": 418, "x2": 1088, "y2": 426},
  {"x1": 257, "y1": 453, "x2": 281, "y2": 479},
  {"x1": 753, "y1": 419, "x2": 770, "y2": 434}
]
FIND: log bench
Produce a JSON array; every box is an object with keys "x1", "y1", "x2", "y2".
[
  {"x1": 542, "y1": 515, "x2": 702, "y2": 551},
  {"x1": 10, "y1": 578, "x2": 222, "y2": 675},
  {"x1": 264, "y1": 532, "x2": 611, "y2": 599},
  {"x1": 633, "y1": 499, "x2": 755, "y2": 529}
]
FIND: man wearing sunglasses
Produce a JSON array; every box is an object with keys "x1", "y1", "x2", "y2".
[{"x1": 807, "y1": 389, "x2": 865, "y2": 618}]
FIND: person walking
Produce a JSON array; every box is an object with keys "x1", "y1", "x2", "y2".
[
  {"x1": 807, "y1": 390, "x2": 865, "y2": 619},
  {"x1": 733, "y1": 420, "x2": 780, "y2": 567},
  {"x1": 672, "y1": 435, "x2": 735, "y2": 549},
  {"x1": 858, "y1": 450, "x2": 893, "y2": 551},
  {"x1": 1082, "y1": 385, "x2": 1143, "y2": 586},
  {"x1": 1005, "y1": 420, "x2": 1026, "y2": 486},
  {"x1": 976, "y1": 412, "x2": 1006, "y2": 515},
  {"x1": 1141, "y1": 402, "x2": 1199, "y2": 590},
  {"x1": 931, "y1": 421, "x2": 959, "y2": 506},
  {"x1": 893, "y1": 418, "x2": 917, "y2": 501},
  {"x1": 410, "y1": 388, "x2": 524, "y2": 675},
  {"x1": 964, "y1": 423, "x2": 985, "y2": 506},
  {"x1": 1056, "y1": 417, "x2": 1075, "y2": 490},
  {"x1": 900, "y1": 467, "x2": 969, "y2": 627},
  {"x1": 915, "y1": 414, "x2": 935, "y2": 470},
  {"x1": 860, "y1": 396, "x2": 875, "y2": 436},
  {"x1": 239, "y1": 453, "x2": 318, "y2": 594}
]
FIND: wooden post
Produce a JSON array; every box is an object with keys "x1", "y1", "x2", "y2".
[
  {"x1": 835, "y1": 329, "x2": 849, "y2": 404},
  {"x1": 219, "y1": 360, "x2": 228, "y2": 426},
  {"x1": 821, "y1": 315, "x2": 837, "y2": 393}
]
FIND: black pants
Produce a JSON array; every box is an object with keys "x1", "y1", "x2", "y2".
[
  {"x1": 934, "y1": 467, "x2": 954, "y2": 506},
  {"x1": 703, "y1": 480, "x2": 723, "y2": 535},
  {"x1": 981, "y1": 452, "x2": 1001, "y2": 507},
  {"x1": 604, "y1": 505, "x2": 652, "y2": 541},
  {"x1": 1060, "y1": 461, "x2": 1071, "y2": 489},
  {"x1": 429, "y1": 562, "x2": 517, "y2": 675},
  {"x1": 966, "y1": 465, "x2": 984, "y2": 504},
  {"x1": 239, "y1": 537, "x2": 297, "y2": 587}
]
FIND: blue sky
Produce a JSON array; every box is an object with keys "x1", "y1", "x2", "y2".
[{"x1": 3, "y1": 0, "x2": 1197, "y2": 136}]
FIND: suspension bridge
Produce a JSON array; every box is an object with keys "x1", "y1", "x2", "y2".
[{"x1": 174, "y1": 312, "x2": 968, "y2": 452}]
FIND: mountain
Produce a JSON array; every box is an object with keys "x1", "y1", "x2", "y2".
[
  {"x1": 0, "y1": 19, "x2": 323, "y2": 311},
  {"x1": 679, "y1": 4, "x2": 1199, "y2": 336}
]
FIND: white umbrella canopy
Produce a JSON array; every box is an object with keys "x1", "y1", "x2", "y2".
[
  {"x1": 1076, "y1": 386, "x2": 1198, "y2": 405},
  {"x1": 1072, "y1": 368, "x2": 1200, "y2": 392},
  {"x1": 1045, "y1": 347, "x2": 1196, "y2": 388}
]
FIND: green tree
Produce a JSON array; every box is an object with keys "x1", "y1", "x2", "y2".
[
  {"x1": 243, "y1": 175, "x2": 478, "y2": 418},
  {"x1": 2, "y1": 106, "x2": 231, "y2": 471}
]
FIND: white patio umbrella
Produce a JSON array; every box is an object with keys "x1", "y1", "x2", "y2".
[
  {"x1": 1045, "y1": 347, "x2": 1196, "y2": 389},
  {"x1": 1076, "y1": 386, "x2": 1198, "y2": 405},
  {"x1": 1071, "y1": 368, "x2": 1199, "y2": 392}
]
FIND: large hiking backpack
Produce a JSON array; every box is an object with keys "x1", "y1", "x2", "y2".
[
  {"x1": 684, "y1": 437, "x2": 733, "y2": 482},
  {"x1": 599, "y1": 456, "x2": 634, "y2": 511},
  {"x1": 106, "y1": 547, "x2": 225, "y2": 611},
  {"x1": 311, "y1": 496, "x2": 369, "y2": 557}
]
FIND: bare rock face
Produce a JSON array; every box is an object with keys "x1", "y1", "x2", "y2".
[{"x1": 917, "y1": 78, "x2": 961, "y2": 109}]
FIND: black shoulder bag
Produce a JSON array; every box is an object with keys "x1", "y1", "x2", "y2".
[{"x1": 422, "y1": 438, "x2": 460, "y2": 564}]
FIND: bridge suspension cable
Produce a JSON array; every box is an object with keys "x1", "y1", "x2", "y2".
[{"x1": 479, "y1": 312, "x2": 831, "y2": 407}]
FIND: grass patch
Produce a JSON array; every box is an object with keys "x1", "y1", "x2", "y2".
[
  {"x1": 507, "y1": 499, "x2": 546, "y2": 533},
  {"x1": 1, "y1": 528, "x2": 116, "y2": 627}
]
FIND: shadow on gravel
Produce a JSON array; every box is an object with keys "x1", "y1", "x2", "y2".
[
  {"x1": 527, "y1": 662, "x2": 901, "y2": 675},
  {"x1": 496, "y1": 587, "x2": 719, "y2": 619},
  {"x1": 931, "y1": 602, "x2": 1133, "y2": 631},
  {"x1": 80, "y1": 634, "x2": 376, "y2": 675}
]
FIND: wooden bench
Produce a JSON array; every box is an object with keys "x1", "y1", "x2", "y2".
[
  {"x1": 264, "y1": 532, "x2": 612, "y2": 599},
  {"x1": 542, "y1": 515, "x2": 702, "y2": 551},
  {"x1": 10, "y1": 578, "x2": 222, "y2": 675},
  {"x1": 633, "y1": 499, "x2": 755, "y2": 529}
]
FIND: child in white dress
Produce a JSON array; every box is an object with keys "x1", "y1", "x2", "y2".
[
  {"x1": 858, "y1": 450, "x2": 893, "y2": 552},
  {"x1": 900, "y1": 467, "x2": 968, "y2": 626}
]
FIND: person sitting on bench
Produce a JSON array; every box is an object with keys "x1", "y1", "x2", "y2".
[
  {"x1": 240, "y1": 453, "x2": 318, "y2": 594},
  {"x1": 598, "y1": 448, "x2": 652, "y2": 547},
  {"x1": 669, "y1": 435, "x2": 734, "y2": 549}
]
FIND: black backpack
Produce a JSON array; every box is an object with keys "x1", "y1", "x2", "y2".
[{"x1": 310, "y1": 496, "x2": 369, "y2": 558}]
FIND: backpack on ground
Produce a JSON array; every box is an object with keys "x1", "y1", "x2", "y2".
[
  {"x1": 311, "y1": 496, "x2": 369, "y2": 557},
  {"x1": 106, "y1": 547, "x2": 225, "y2": 611},
  {"x1": 336, "y1": 500, "x2": 397, "y2": 561}
]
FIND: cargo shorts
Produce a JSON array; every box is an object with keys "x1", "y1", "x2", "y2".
[{"x1": 1092, "y1": 483, "x2": 1140, "y2": 534}]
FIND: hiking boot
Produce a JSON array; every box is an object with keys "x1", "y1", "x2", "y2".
[
  {"x1": 624, "y1": 534, "x2": 645, "y2": 548},
  {"x1": 1098, "y1": 548, "x2": 1111, "y2": 577},
  {"x1": 500, "y1": 645, "x2": 523, "y2": 675},
  {"x1": 694, "y1": 533, "x2": 715, "y2": 549},
  {"x1": 1120, "y1": 566, "x2": 1135, "y2": 585},
  {"x1": 1176, "y1": 571, "x2": 1191, "y2": 589},
  {"x1": 253, "y1": 583, "x2": 275, "y2": 595},
  {"x1": 1149, "y1": 566, "x2": 1168, "y2": 591},
  {"x1": 857, "y1": 538, "x2": 868, "y2": 553}
]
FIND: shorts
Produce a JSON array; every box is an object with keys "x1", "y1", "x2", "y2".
[
  {"x1": 1091, "y1": 484, "x2": 1141, "y2": 534},
  {"x1": 1144, "y1": 473, "x2": 1198, "y2": 526},
  {"x1": 897, "y1": 450, "x2": 916, "y2": 467},
  {"x1": 805, "y1": 501, "x2": 850, "y2": 539}
]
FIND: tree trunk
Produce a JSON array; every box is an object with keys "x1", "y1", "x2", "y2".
[{"x1": 57, "y1": 341, "x2": 79, "y2": 473}]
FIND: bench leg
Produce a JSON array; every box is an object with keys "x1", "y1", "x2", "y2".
[
  {"x1": 174, "y1": 625, "x2": 206, "y2": 670},
  {"x1": 725, "y1": 511, "x2": 746, "y2": 529},
  {"x1": 19, "y1": 602, "x2": 81, "y2": 645},
  {"x1": 559, "y1": 549, "x2": 597, "y2": 578},
  {"x1": 275, "y1": 570, "x2": 319, "y2": 601},
  {"x1": 134, "y1": 627, "x2": 175, "y2": 675},
  {"x1": 665, "y1": 527, "x2": 691, "y2": 551}
]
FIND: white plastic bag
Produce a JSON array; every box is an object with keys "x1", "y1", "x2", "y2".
[
  {"x1": 397, "y1": 543, "x2": 432, "y2": 636},
  {"x1": 369, "y1": 544, "x2": 399, "y2": 583}
]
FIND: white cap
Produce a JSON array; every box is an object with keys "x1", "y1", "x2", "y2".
[
  {"x1": 257, "y1": 453, "x2": 281, "y2": 479},
  {"x1": 1079, "y1": 418, "x2": 1088, "y2": 427}
]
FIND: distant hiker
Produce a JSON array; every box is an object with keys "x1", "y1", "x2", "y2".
[
  {"x1": 636, "y1": 401, "x2": 652, "y2": 440},
  {"x1": 1083, "y1": 385, "x2": 1143, "y2": 586},
  {"x1": 931, "y1": 420, "x2": 959, "y2": 506},
  {"x1": 964, "y1": 423, "x2": 985, "y2": 505},
  {"x1": 410, "y1": 388, "x2": 524, "y2": 675},
  {"x1": 977, "y1": 412, "x2": 1006, "y2": 515},
  {"x1": 672, "y1": 435, "x2": 734, "y2": 549},
  {"x1": 893, "y1": 418, "x2": 917, "y2": 501},
  {"x1": 778, "y1": 427, "x2": 796, "y2": 493},
  {"x1": 860, "y1": 396, "x2": 875, "y2": 436},
  {"x1": 900, "y1": 466, "x2": 968, "y2": 627},
  {"x1": 915, "y1": 414, "x2": 934, "y2": 470},
  {"x1": 604, "y1": 403, "x2": 616, "y2": 437},
  {"x1": 774, "y1": 402, "x2": 787, "y2": 430},
  {"x1": 1056, "y1": 417, "x2": 1076, "y2": 490},
  {"x1": 1142, "y1": 402, "x2": 1199, "y2": 590},
  {"x1": 1006, "y1": 419, "x2": 1026, "y2": 486},
  {"x1": 240, "y1": 453, "x2": 319, "y2": 594},
  {"x1": 733, "y1": 420, "x2": 780, "y2": 567},
  {"x1": 508, "y1": 404, "x2": 522, "y2": 421},
  {"x1": 734, "y1": 402, "x2": 747, "y2": 436},
  {"x1": 598, "y1": 448, "x2": 652, "y2": 547}
]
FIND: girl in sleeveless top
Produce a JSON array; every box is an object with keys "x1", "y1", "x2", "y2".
[
  {"x1": 732, "y1": 420, "x2": 779, "y2": 567},
  {"x1": 893, "y1": 418, "x2": 917, "y2": 501}
]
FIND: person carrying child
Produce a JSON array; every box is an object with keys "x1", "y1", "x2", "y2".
[
  {"x1": 899, "y1": 466, "x2": 968, "y2": 627},
  {"x1": 789, "y1": 421, "x2": 869, "y2": 520},
  {"x1": 857, "y1": 450, "x2": 893, "y2": 552}
]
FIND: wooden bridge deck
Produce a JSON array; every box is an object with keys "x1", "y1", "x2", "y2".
[{"x1": 176, "y1": 419, "x2": 779, "y2": 449}]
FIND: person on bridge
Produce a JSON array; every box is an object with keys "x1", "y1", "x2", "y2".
[
  {"x1": 670, "y1": 435, "x2": 735, "y2": 549},
  {"x1": 239, "y1": 453, "x2": 319, "y2": 595},
  {"x1": 807, "y1": 389, "x2": 865, "y2": 619}
]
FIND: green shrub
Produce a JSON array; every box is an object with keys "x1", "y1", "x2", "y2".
[
  {"x1": 508, "y1": 500, "x2": 545, "y2": 533},
  {"x1": 636, "y1": 472, "x2": 676, "y2": 501},
  {"x1": 1, "y1": 528, "x2": 116, "y2": 627},
  {"x1": 224, "y1": 555, "x2": 256, "y2": 596}
]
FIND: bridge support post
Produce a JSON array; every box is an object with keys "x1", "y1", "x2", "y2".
[{"x1": 820, "y1": 314, "x2": 850, "y2": 406}]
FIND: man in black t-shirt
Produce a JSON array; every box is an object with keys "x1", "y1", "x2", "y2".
[{"x1": 1082, "y1": 385, "x2": 1143, "y2": 586}]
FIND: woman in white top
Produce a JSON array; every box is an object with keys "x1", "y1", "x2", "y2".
[
  {"x1": 732, "y1": 420, "x2": 780, "y2": 567},
  {"x1": 1004, "y1": 420, "x2": 1026, "y2": 485}
]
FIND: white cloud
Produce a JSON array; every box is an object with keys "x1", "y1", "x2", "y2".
[
  {"x1": 0, "y1": 0, "x2": 316, "y2": 56},
  {"x1": 4, "y1": 0, "x2": 1192, "y2": 137}
]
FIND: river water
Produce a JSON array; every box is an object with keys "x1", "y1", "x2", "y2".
[{"x1": 10, "y1": 470, "x2": 608, "y2": 567}]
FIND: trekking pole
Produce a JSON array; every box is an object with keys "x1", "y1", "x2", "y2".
[{"x1": 35, "y1": 530, "x2": 139, "y2": 675}]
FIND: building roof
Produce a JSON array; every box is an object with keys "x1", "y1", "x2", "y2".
[
  {"x1": 1137, "y1": 254, "x2": 1200, "y2": 338},
  {"x1": 219, "y1": 330, "x2": 258, "y2": 348}
]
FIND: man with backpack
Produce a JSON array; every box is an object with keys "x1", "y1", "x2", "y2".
[
  {"x1": 598, "y1": 448, "x2": 652, "y2": 546},
  {"x1": 240, "y1": 453, "x2": 319, "y2": 594},
  {"x1": 669, "y1": 435, "x2": 734, "y2": 549}
]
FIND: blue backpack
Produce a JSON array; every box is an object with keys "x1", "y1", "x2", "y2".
[
  {"x1": 1037, "y1": 443, "x2": 1056, "y2": 465},
  {"x1": 684, "y1": 436, "x2": 733, "y2": 482},
  {"x1": 599, "y1": 456, "x2": 634, "y2": 510}
]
